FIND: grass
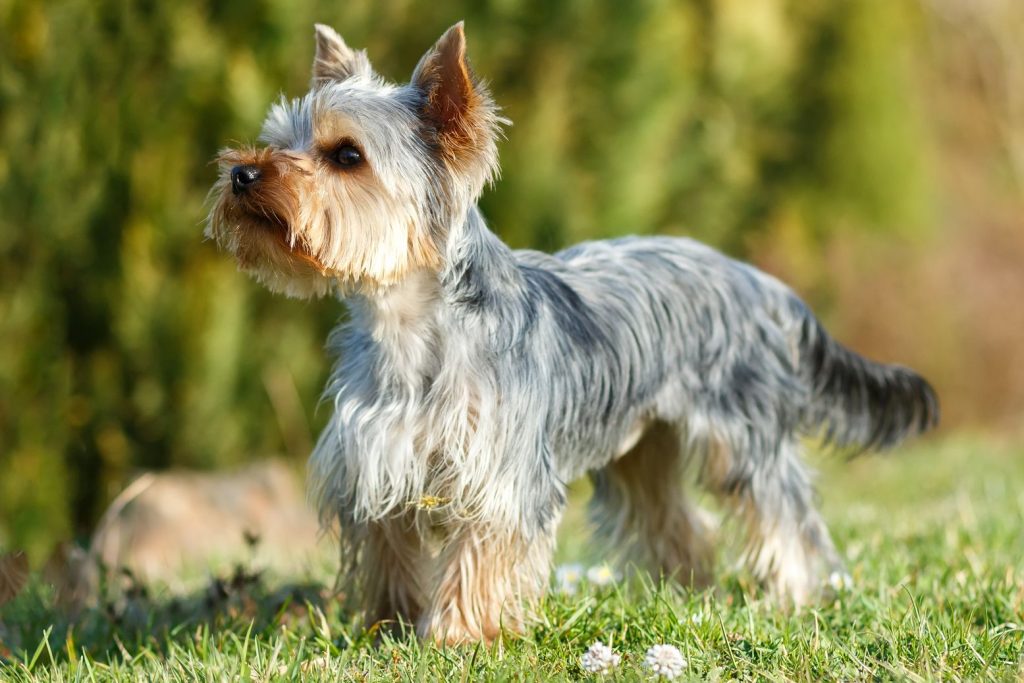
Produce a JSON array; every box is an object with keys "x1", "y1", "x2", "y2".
[{"x1": 1, "y1": 435, "x2": 1023, "y2": 681}]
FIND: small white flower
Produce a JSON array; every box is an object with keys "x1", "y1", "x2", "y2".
[
  {"x1": 555, "y1": 563, "x2": 584, "y2": 595},
  {"x1": 644, "y1": 644, "x2": 687, "y2": 680},
  {"x1": 580, "y1": 641, "x2": 621, "y2": 675},
  {"x1": 828, "y1": 571, "x2": 853, "y2": 591},
  {"x1": 586, "y1": 563, "x2": 619, "y2": 587},
  {"x1": 686, "y1": 611, "x2": 704, "y2": 626}
]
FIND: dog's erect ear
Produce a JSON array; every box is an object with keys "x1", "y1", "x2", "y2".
[
  {"x1": 312, "y1": 24, "x2": 373, "y2": 84},
  {"x1": 411, "y1": 22, "x2": 495, "y2": 155}
]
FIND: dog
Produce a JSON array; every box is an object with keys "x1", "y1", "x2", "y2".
[{"x1": 207, "y1": 22, "x2": 939, "y2": 644}]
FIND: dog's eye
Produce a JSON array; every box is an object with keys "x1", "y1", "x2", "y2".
[{"x1": 330, "y1": 144, "x2": 364, "y2": 168}]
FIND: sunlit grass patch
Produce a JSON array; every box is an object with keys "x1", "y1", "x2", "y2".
[{"x1": 2, "y1": 436, "x2": 1023, "y2": 681}]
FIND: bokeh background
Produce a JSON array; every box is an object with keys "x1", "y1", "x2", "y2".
[{"x1": 1, "y1": 0, "x2": 1022, "y2": 562}]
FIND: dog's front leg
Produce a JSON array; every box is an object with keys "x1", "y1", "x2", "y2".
[
  {"x1": 353, "y1": 517, "x2": 428, "y2": 633},
  {"x1": 416, "y1": 523, "x2": 556, "y2": 645}
]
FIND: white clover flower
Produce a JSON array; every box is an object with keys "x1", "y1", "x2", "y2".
[
  {"x1": 828, "y1": 571, "x2": 853, "y2": 591},
  {"x1": 555, "y1": 563, "x2": 584, "y2": 595},
  {"x1": 580, "y1": 641, "x2": 621, "y2": 675},
  {"x1": 586, "y1": 563, "x2": 619, "y2": 587},
  {"x1": 644, "y1": 644, "x2": 687, "y2": 680}
]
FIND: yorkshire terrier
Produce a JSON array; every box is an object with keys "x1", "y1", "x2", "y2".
[{"x1": 207, "y1": 22, "x2": 939, "y2": 644}]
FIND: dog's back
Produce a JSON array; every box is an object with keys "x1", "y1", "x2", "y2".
[{"x1": 546, "y1": 235, "x2": 938, "y2": 453}]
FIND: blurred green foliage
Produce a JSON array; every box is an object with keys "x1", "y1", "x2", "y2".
[{"x1": 0, "y1": 0, "x2": 932, "y2": 560}]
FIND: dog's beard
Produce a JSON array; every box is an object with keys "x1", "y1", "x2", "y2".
[
  {"x1": 207, "y1": 144, "x2": 448, "y2": 296},
  {"x1": 207, "y1": 177, "x2": 338, "y2": 298}
]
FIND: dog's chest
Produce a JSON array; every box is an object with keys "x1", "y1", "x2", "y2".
[{"x1": 336, "y1": 347, "x2": 494, "y2": 515}]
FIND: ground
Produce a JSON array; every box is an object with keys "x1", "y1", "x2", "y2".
[{"x1": 1, "y1": 436, "x2": 1022, "y2": 681}]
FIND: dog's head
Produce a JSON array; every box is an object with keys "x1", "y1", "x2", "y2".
[{"x1": 207, "y1": 23, "x2": 503, "y2": 298}]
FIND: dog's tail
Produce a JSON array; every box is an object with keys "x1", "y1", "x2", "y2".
[{"x1": 792, "y1": 300, "x2": 939, "y2": 452}]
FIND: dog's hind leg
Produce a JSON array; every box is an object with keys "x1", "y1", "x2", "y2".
[
  {"x1": 589, "y1": 421, "x2": 715, "y2": 588},
  {"x1": 702, "y1": 437, "x2": 845, "y2": 606}
]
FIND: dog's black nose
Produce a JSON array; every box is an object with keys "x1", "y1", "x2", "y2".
[{"x1": 231, "y1": 165, "x2": 262, "y2": 195}]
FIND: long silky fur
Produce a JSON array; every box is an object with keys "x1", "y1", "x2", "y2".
[{"x1": 208, "y1": 21, "x2": 940, "y2": 641}]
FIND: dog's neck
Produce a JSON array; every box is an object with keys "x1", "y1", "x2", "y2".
[{"x1": 347, "y1": 205, "x2": 523, "y2": 380}]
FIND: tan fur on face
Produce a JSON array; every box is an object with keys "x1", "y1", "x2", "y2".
[
  {"x1": 208, "y1": 147, "x2": 334, "y2": 298},
  {"x1": 207, "y1": 142, "x2": 442, "y2": 298},
  {"x1": 206, "y1": 22, "x2": 505, "y2": 299}
]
